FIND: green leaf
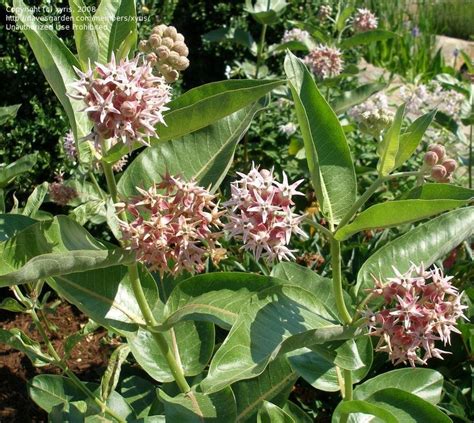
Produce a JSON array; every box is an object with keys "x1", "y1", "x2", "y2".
[
  {"x1": 128, "y1": 321, "x2": 214, "y2": 382},
  {"x1": 68, "y1": 0, "x2": 99, "y2": 66},
  {"x1": 356, "y1": 207, "x2": 474, "y2": 297},
  {"x1": 0, "y1": 297, "x2": 26, "y2": 312},
  {"x1": 13, "y1": 0, "x2": 90, "y2": 141},
  {"x1": 404, "y1": 183, "x2": 474, "y2": 201},
  {"x1": 28, "y1": 374, "x2": 134, "y2": 418},
  {"x1": 105, "y1": 80, "x2": 282, "y2": 161},
  {"x1": 93, "y1": 0, "x2": 137, "y2": 63},
  {"x1": 0, "y1": 154, "x2": 37, "y2": 188},
  {"x1": 49, "y1": 265, "x2": 159, "y2": 335},
  {"x1": 353, "y1": 368, "x2": 444, "y2": 405},
  {"x1": 158, "y1": 387, "x2": 237, "y2": 422},
  {"x1": 257, "y1": 401, "x2": 295, "y2": 423},
  {"x1": 0, "y1": 104, "x2": 21, "y2": 125},
  {"x1": 341, "y1": 388, "x2": 451, "y2": 423},
  {"x1": 0, "y1": 328, "x2": 52, "y2": 366},
  {"x1": 201, "y1": 285, "x2": 357, "y2": 393},
  {"x1": 288, "y1": 336, "x2": 372, "y2": 392},
  {"x1": 335, "y1": 199, "x2": 468, "y2": 241},
  {"x1": 333, "y1": 399, "x2": 398, "y2": 423},
  {"x1": 117, "y1": 101, "x2": 265, "y2": 197},
  {"x1": 336, "y1": 6, "x2": 354, "y2": 32},
  {"x1": 340, "y1": 30, "x2": 397, "y2": 49},
  {"x1": 100, "y1": 344, "x2": 130, "y2": 401},
  {"x1": 0, "y1": 214, "x2": 36, "y2": 242},
  {"x1": 281, "y1": 402, "x2": 312, "y2": 423},
  {"x1": 377, "y1": 104, "x2": 406, "y2": 176},
  {"x1": 234, "y1": 357, "x2": 298, "y2": 422},
  {"x1": 160, "y1": 273, "x2": 284, "y2": 330},
  {"x1": 284, "y1": 52, "x2": 356, "y2": 224},
  {"x1": 120, "y1": 375, "x2": 158, "y2": 419},
  {"x1": 244, "y1": 0, "x2": 288, "y2": 25},
  {"x1": 22, "y1": 182, "x2": 49, "y2": 218},
  {"x1": 331, "y1": 83, "x2": 385, "y2": 115},
  {"x1": 394, "y1": 110, "x2": 436, "y2": 168}
]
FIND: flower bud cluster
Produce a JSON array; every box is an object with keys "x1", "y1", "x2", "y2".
[
  {"x1": 281, "y1": 28, "x2": 310, "y2": 44},
  {"x1": 63, "y1": 130, "x2": 77, "y2": 160},
  {"x1": 318, "y1": 4, "x2": 332, "y2": 20},
  {"x1": 422, "y1": 144, "x2": 457, "y2": 182},
  {"x1": 367, "y1": 264, "x2": 467, "y2": 367},
  {"x1": 69, "y1": 54, "x2": 171, "y2": 149},
  {"x1": 139, "y1": 25, "x2": 190, "y2": 83},
  {"x1": 223, "y1": 165, "x2": 307, "y2": 262},
  {"x1": 304, "y1": 45, "x2": 343, "y2": 79},
  {"x1": 118, "y1": 175, "x2": 224, "y2": 276},
  {"x1": 279, "y1": 122, "x2": 297, "y2": 136},
  {"x1": 49, "y1": 173, "x2": 78, "y2": 206},
  {"x1": 352, "y1": 8, "x2": 378, "y2": 32},
  {"x1": 348, "y1": 93, "x2": 394, "y2": 136}
]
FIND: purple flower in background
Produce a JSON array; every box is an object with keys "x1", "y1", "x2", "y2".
[{"x1": 411, "y1": 26, "x2": 421, "y2": 37}]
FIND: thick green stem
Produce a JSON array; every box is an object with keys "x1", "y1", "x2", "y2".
[
  {"x1": 128, "y1": 264, "x2": 191, "y2": 393},
  {"x1": 101, "y1": 160, "x2": 191, "y2": 394},
  {"x1": 343, "y1": 369, "x2": 353, "y2": 401},
  {"x1": 330, "y1": 239, "x2": 352, "y2": 325},
  {"x1": 304, "y1": 217, "x2": 334, "y2": 240},
  {"x1": 254, "y1": 24, "x2": 267, "y2": 79}
]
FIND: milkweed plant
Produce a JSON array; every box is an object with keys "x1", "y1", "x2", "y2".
[{"x1": 0, "y1": 1, "x2": 473, "y2": 422}]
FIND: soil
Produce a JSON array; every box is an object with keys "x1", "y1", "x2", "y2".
[{"x1": 0, "y1": 301, "x2": 111, "y2": 423}]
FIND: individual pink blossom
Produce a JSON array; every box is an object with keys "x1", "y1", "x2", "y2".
[
  {"x1": 69, "y1": 54, "x2": 171, "y2": 149},
  {"x1": 49, "y1": 173, "x2": 78, "y2": 206},
  {"x1": 118, "y1": 175, "x2": 225, "y2": 276},
  {"x1": 223, "y1": 165, "x2": 307, "y2": 262},
  {"x1": 304, "y1": 45, "x2": 343, "y2": 79},
  {"x1": 367, "y1": 264, "x2": 467, "y2": 367},
  {"x1": 63, "y1": 130, "x2": 76, "y2": 160},
  {"x1": 352, "y1": 8, "x2": 378, "y2": 32}
]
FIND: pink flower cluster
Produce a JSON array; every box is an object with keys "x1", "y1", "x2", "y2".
[
  {"x1": 223, "y1": 165, "x2": 307, "y2": 262},
  {"x1": 367, "y1": 264, "x2": 467, "y2": 367},
  {"x1": 119, "y1": 175, "x2": 224, "y2": 276},
  {"x1": 304, "y1": 45, "x2": 343, "y2": 79},
  {"x1": 69, "y1": 54, "x2": 171, "y2": 149},
  {"x1": 318, "y1": 5, "x2": 332, "y2": 20},
  {"x1": 352, "y1": 8, "x2": 378, "y2": 32}
]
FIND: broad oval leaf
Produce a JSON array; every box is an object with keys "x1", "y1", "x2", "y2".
[
  {"x1": 356, "y1": 207, "x2": 474, "y2": 296},
  {"x1": 353, "y1": 368, "x2": 444, "y2": 405},
  {"x1": 0, "y1": 104, "x2": 21, "y2": 125},
  {"x1": 117, "y1": 101, "x2": 265, "y2": 197},
  {"x1": 201, "y1": 285, "x2": 357, "y2": 393},
  {"x1": 0, "y1": 154, "x2": 37, "y2": 188},
  {"x1": 244, "y1": 0, "x2": 288, "y2": 25},
  {"x1": 339, "y1": 30, "x2": 397, "y2": 49},
  {"x1": 127, "y1": 321, "x2": 214, "y2": 382},
  {"x1": 404, "y1": 183, "x2": 474, "y2": 201},
  {"x1": 335, "y1": 199, "x2": 469, "y2": 241},
  {"x1": 233, "y1": 357, "x2": 298, "y2": 422},
  {"x1": 158, "y1": 387, "x2": 236, "y2": 422},
  {"x1": 68, "y1": 0, "x2": 99, "y2": 66},
  {"x1": 0, "y1": 328, "x2": 52, "y2": 366},
  {"x1": 257, "y1": 401, "x2": 295, "y2": 423},
  {"x1": 0, "y1": 214, "x2": 36, "y2": 242},
  {"x1": 284, "y1": 52, "x2": 356, "y2": 224}
]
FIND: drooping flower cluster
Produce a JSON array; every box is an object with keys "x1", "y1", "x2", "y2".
[
  {"x1": 367, "y1": 264, "x2": 467, "y2": 367},
  {"x1": 348, "y1": 93, "x2": 394, "y2": 136},
  {"x1": 304, "y1": 45, "x2": 343, "y2": 79},
  {"x1": 318, "y1": 4, "x2": 332, "y2": 20},
  {"x1": 223, "y1": 165, "x2": 307, "y2": 262},
  {"x1": 69, "y1": 54, "x2": 171, "y2": 149},
  {"x1": 279, "y1": 122, "x2": 297, "y2": 136},
  {"x1": 399, "y1": 82, "x2": 465, "y2": 119},
  {"x1": 139, "y1": 24, "x2": 190, "y2": 83},
  {"x1": 49, "y1": 173, "x2": 78, "y2": 206},
  {"x1": 62, "y1": 130, "x2": 76, "y2": 160},
  {"x1": 422, "y1": 144, "x2": 457, "y2": 182},
  {"x1": 281, "y1": 28, "x2": 310, "y2": 44},
  {"x1": 118, "y1": 176, "x2": 224, "y2": 276},
  {"x1": 352, "y1": 8, "x2": 378, "y2": 32}
]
